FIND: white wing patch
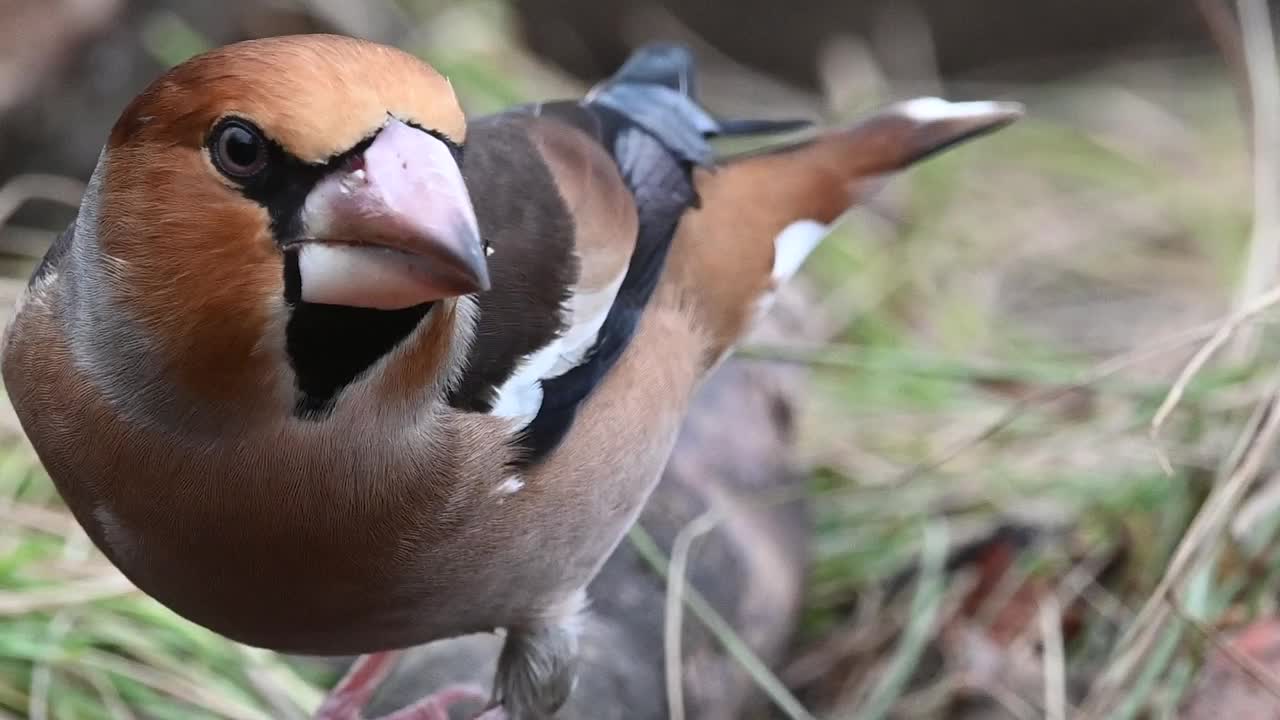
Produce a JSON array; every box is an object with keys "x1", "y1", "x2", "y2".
[
  {"x1": 896, "y1": 97, "x2": 1015, "y2": 122},
  {"x1": 703, "y1": 218, "x2": 834, "y2": 374},
  {"x1": 750, "y1": 218, "x2": 833, "y2": 326},
  {"x1": 771, "y1": 219, "x2": 829, "y2": 284},
  {"x1": 489, "y1": 268, "x2": 628, "y2": 423}
]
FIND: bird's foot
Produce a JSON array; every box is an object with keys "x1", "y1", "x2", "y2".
[
  {"x1": 315, "y1": 652, "x2": 402, "y2": 719},
  {"x1": 314, "y1": 651, "x2": 491, "y2": 720},
  {"x1": 378, "y1": 685, "x2": 492, "y2": 720},
  {"x1": 317, "y1": 681, "x2": 490, "y2": 720}
]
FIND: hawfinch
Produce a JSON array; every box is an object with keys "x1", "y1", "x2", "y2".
[{"x1": 1, "y1": 35, "x2": 1020, "y2": 720}]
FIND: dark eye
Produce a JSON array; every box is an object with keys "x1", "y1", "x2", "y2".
[{"x1": 211, "y1": 120, "x2": 268, "y2": 180}]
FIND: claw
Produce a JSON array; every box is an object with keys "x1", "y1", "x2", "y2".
[
  {"x1": 382, "y1": 685, "x2": 490, "y2": 720},
  {"x1": 315, "y1": 652, "x2": 489, "y2": 720}
]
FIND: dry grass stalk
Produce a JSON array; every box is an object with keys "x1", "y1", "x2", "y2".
[
  {"x1": 27, "y1": 610, "x2": 74, "y2": 720},
  {"x1": 1226, "y1": 0, "x2": 1280, "y2": 362},
  {"x1": 0, "y1": 574, "x2": 136, "y2": 615},
  {"x1": 1150, "y1": 283, "x2": 1280, "y2": 474},
  {"x1": 1168, "y1": 589, "x2": 1280, "y2": 701},
  {"x1": 663, "y1": 509, "x2": 720, "y2": 720},
  {"x1": 1039, "y1": 597, "x2": 1068, "y2": 720},
  {"x1": 0, "y1": 174, "x2": 84, "y2": 229},
  {"x1": 1084, "y1": 386, "x2": 1280, "y2": 715}
]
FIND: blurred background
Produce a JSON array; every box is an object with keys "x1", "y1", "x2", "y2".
[{"x1": 3, "y1": 0, "x2": 1280, "y2": 718}]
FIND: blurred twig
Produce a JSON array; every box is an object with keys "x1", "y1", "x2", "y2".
[
  {"x1": 1, "y1": 503, "x2": 80, "y2": 536},
  {"x1": 888, "y1": 311, "x2": 1272, "y2": 487},
  {"x1": 1195, "y1": 0, "x2": 1251, "y2": 117},
  {"x1": 27, "y1": 611, "x2": 74, "y2": 720},
  {"x1": 980, "y1": 681, "x2": 1040, "y2": 720},
  {"x1": 628, "y1": 525, "x2": 817, "y2": 720},
  {"x1": 741, "y1": 342, "x2": 1162, "y2": 396},
  {"x1": 292, "y1": 0, "x2": 408, "y2": 43},
  {"x1": 0, "y1": 574, "x2": 136, "y2": 615},
  {"x1": 139, "y1": 10, "x2": 211, "y2": 67},
  {"x1": 663, "y1": 509, "x2": 719, "y2": 720},
  {"x1": 0, "y1": 0, "x2": 122, "y2": 115},
  {"x1": 1150, "y1": 283, "x2": 1280, "y2": 473},
  {"x1": 239, "y1": 645, "x2": 317, "y2": 720},
  {"x1": 80, "y1": 667, "x2": 135, "y2": 720},
  {"x1": 77, "y1": 650, "x2": 271, "y2": 720},
  {"x1": 0, "y1": 174, "x2": 84, "y2": 230},
  {"x1": 852, "y1": 522, "x2": 947, "y2": 720},
  {"x1": 1168, "y1": 588, "x2": 1280, "y2": 701},
  {"x1": 1084, "y1": 384, "x2": 1280, "y2": 716},
  {"x1": 1226, "y1": 0, "x2": 1280, "y2": 362},
  {"x1": 1038, "y1": 597, "x2": 1067, "y2": 720}
]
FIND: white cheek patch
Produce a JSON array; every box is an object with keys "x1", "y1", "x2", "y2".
[{"x1": 298, "y1": 244, "x2": 434, "y2": 311}]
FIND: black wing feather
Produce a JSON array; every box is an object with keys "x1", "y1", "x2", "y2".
[
  {"x1": 454, "y1": 43, "x2": 814, "y2": 467},
  {"x1": 514, "y1": 112, "x2": 694, "y2": 465},
  {"x1": 511, "y1": 45, "x2": 811, "y2": 467}
]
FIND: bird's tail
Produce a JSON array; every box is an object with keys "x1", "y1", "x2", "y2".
[{"x1": 660, "y1": 97, "x2": 1024, "y2": 364}]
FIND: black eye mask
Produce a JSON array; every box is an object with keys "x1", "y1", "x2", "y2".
[{"x1": 204, "y1": 116, "x2": 458, "y2": 419}]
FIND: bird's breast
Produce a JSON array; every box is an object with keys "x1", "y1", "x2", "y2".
[{"x1": 10, "y1": 381, "x2": 534, "y2": 653}]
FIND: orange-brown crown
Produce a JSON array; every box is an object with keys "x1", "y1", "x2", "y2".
[{"x1": 110, "y1": 34, "x2": 465, "y2": 159}]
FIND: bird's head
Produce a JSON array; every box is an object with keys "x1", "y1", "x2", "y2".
[{"x1": 79, "y1": 35, "x2": 488, "y2": 420}]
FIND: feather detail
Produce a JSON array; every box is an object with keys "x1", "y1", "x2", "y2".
[{"x1": 489, "y1": 266, "x2": 626, "y2": 423}]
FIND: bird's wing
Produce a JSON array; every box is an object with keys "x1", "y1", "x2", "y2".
[
  {"x1": 661, "y1": 96, "x2": 1023, "y2": 366},
  {"x1": 447, "y1": 44, "x2": 809, "y2": 467}
]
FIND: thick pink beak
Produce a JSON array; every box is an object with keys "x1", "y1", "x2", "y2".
[{"x1": 296, "y1": 118, "x2": 488, "y2": 310}]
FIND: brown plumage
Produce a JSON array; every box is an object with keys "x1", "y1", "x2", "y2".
[
  {"x1": 2, "y1": 35, "x2": 1019, "y2": 720},
  {"x1": 666, "y1": 102, "x2": 1022, "y2": 365}
]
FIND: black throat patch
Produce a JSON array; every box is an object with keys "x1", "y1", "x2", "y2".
[
  {"x1": 282, "y1": 251, "x2": 433, "y2": 418},
  {"x1": 218, "y1": 119, "x2": 462, "y2": 419}
]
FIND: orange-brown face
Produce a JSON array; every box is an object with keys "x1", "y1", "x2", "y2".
[{"x1": 94, "y1": 35, "x2": 489, "y2": 412}]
